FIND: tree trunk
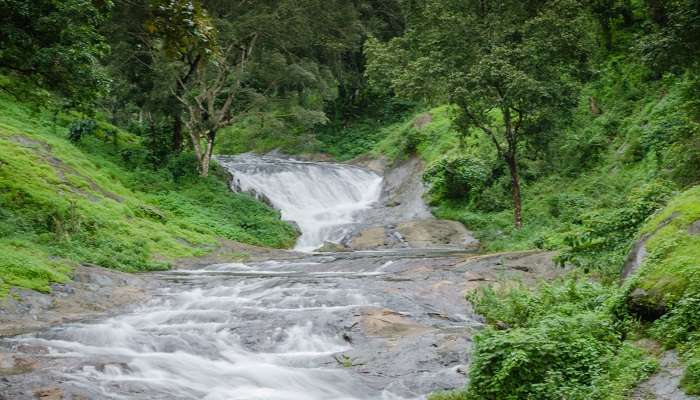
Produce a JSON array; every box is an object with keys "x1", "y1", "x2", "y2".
[
  {"x1": 601, "y1": 17, "x2": 612, "y2": 50},
  {"x1": 172, "y1": 83, "x2": 185, "y2": 153},
  {"x1": 172, "y1": 105, "x2": 184, "y2": 153},
  {"x1": 199, "y1": 153, "x2": 210, "y2": 177},
  {"x1": 198, "y1": 129, "x2": 217, "y2": 177},
  {"x1": 506, "y1": 155, "x2": 523, "y2": 229}
]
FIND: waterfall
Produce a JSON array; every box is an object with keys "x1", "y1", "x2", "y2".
[{"x1": 216, "y1": 154, "x2": 383, "y2": 251}]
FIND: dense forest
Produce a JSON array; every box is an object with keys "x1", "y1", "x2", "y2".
[{"x1": 1, "y1": 0, "x2": 700, "y2": 399}]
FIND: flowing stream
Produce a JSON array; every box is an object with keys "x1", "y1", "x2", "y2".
[{"x1": 1, "y1": 155, "x2": 476, "y2": 400}]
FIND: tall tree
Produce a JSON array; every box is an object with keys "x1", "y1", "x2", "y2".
[
  {"x1": 366, "y1": 0, "x2": 593, "y2": 228},
  {"x1": 175, "y1": 37, "x2": 259, "y2": 176},
  {"x1": 166, "y1": 0, "x2": 357, "y2": 176}
]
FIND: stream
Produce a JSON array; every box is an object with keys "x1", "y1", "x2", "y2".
[{"x1": 0, "y1": 155, "x2": 480, "y2": 400}]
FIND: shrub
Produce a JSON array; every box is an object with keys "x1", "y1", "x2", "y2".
[
  {"x1": 558, "y1": 180, "x2": 673, "y2": 273},
  {"x1": 67, "y1": 119, "x2": 97, "y2": 143},
  {"x1": 465, "y1": 314, "x2": 620, "y2": 400},
  {"x1": 424, "y1": 156, "x2": 490, "y2": 201},
  {"x1": 167, "y1": 152, "x2": 200, "y2": 182},
  {"x1": 434, "y1": 279, "x2": 656, "y2": 400}
]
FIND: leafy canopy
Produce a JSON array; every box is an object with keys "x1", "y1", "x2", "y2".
[{"x1": 0, "y1": 0, "x2": 111, "y2": 107}]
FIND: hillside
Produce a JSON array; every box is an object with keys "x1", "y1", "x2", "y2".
[{"x1": 0, "y1": 90, "x2": 297, "y2": 296}]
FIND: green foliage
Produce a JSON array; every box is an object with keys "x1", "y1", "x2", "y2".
[
  {"x1": 558, "y1": 180, "x2": 673, "y2": 273},
  {"x1": 638, "y1": 0, "x2": 700, "y2": 72},
  {"x1": 0, "y1": 88, "x2": 296, "y2": 295},
  {"x1": 0, "y1": 0, "x2": 110, "y2": 107},
  {"x1": 424, "y1": 156, "x2": 490, "y2": 201},
  {"x1": 147, "y1": 0, "x2": 217, "y2": 61},
  {"x1": 67, "y1": 119, "x2": 98, "y2": 143},
  {"x1": 469, "y1": 279, "x2": 614, "y2": 328},
  {"x1": 129, "y1": 119, "x2": 175, "y2": 168},
  {"x1": 366, "y1": 0, "x2": 595, "y2": 226},
  {"x1": 621, "y1": 185, "x2": 700, "y2": 393},
  {"x1": 432, "y1": 279, "x2": 656, "y2": 400}
]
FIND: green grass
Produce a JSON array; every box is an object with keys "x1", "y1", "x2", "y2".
[{"x1": 0, "y1": 89, "x2": 297, "y2": 295}]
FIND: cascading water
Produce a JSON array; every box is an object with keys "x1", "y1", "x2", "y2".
[
  {"x1": 216, "y1": 154, "x2": 383, "y2": 251},
  {"x1": 1, "y1": 154, "x2": 475, "y2": 400}
]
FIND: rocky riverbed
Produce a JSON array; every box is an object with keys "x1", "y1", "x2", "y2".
[{"x1": 0, "y1": 249, "x2": 562, "y2": 399}]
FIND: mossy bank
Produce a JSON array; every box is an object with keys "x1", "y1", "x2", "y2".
[{"x1": 0, "y1": 90, "x2": 298, "y2": 296}]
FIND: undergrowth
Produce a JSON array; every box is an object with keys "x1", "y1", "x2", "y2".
[
  {"x1": 429, "y1": 278, "x2": 657, "y2": 400},
  {"x1": 0, "y1": 89, "x2": 297, "y2": 295}
]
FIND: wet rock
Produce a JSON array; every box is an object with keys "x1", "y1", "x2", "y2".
[
  {"x1": 622, "y1": 212, "x2": 679, "y2": 280},
  {"x1": 495, "y1": 321, "x2": 511, "y2": 330},
  {"x1": 0, "y1": 266, "x2": 158, "y2": 337},
  {"x1": 396, "y1": 219, "x2": 480, "y2": 249},
  {"x1": 315, "y1": 241, "x2": 350, "y2": 252},
  {"x1": 350, "y1": 227, "x2": 388, "y2": 250},
  {"x1": 627, "y1": 288, "x2": 667, "y2": 321},
  {"x1": 33, "y1": 387, "x2": 63, "y2": 400},
  {"x1": 632, "y1": 351, "x2": 698, "y2": 400},
  {"x1": 457, "y1": 251, "x2": 562, "y2": 292},
  {"x1": 622, "y1": 237, "x2": 650, "y2": 280},
  {"x1": 0, "y1": 353, "x2": 38, "y2": 375},
  {"x1": 689, "y1": 220, "x2": 700, "y2": 235},
  {"x1": 357, "y1": 308, "x2": 431, "y2": 338}
]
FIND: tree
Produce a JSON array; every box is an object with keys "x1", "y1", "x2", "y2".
[
  {"x1": 365, "y1": 0, "x2": 592, "y2": 228},
  {"x1": 639, "y1": 0, "x2": 700, "y2": 72},
  {"x1": 172, "y1": 0, "x2": 389, "y2": 176},
  {"x1": 588, "y1": 0, "x2": 634, "y2": 50},
  {"x1": 0, "y1": 0, "x2": 110, "y2": 107},
  {"x1": 175, "y1": 37, "x2": 259, "y2": 176}
]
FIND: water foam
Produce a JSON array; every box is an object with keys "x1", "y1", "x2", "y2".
[{"x1": 217, "y1": 154, "x2": 383, "y2": 251}]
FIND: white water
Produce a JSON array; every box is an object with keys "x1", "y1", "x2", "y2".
[
  {"x1": 217, "y1": 154, "x2": 383, "y2": 251},
  {"x1": 3, "y1": 155, "x2": 468, "y2": 400},
  {"x1": 17, "y1": 264, "x2": 382, "y2": 400}
]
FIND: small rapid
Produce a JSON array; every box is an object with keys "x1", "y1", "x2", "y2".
[
  {"x1": 12, "y1": 263, "x2": 378, "y2": 400},
  {"x1": 216, "y1": 154, "x2": 383, "y2": 251},
  {"x1": 1, "y1": 155, "x2": 475, "y2": 400}
]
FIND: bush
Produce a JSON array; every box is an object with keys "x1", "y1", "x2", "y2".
[
  {"x1": 67, "y1": 119, "x2": 97, "y2": 143},
  {"x1": 465, "y1": 314, "x2": 621, "y2": 400},
  {"x1": 167, "y1": 152, "x2": 200, "y2": 182},
  {"x1": 432, "y1": 279, "x2": 656, "y2": 400},
  {"x1": 558, "y1": 180, "x2": 673, "y2": 273},
  {"x1": 424, "y1": 156, "x2": 490, "y2": 201}
]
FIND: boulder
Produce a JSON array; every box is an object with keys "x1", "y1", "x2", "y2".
[
  {"x1": 315, "y1": 241, "x2": 350, "y2": 253},
  {"x1": 396, "y1": 219, "x2": 480, "y2": 249},
  {"x1": 349, "y1": 227, "x2": 388, "y2": 250},
  {"x1": 626, "y1": 288, "x2": 668, "y2": 321}
]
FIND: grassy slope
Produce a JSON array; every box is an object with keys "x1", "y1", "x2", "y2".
[{"x1": 0, "y1": 91, "x2": 297, "y2": 296}]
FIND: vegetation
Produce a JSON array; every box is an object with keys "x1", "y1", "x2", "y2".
[
  {"x1": 0, "y1": 89, "x2": 296, "y2": 295},
  {"x1": 365, "y1": 0, "x2": 593, "y2": 228},
  {"x1": 428, "y1": 278, "x2": 657, "y2": 400},
  {"x1": 632, "y1": 185, "x2": 700, "y2": 393},
  {"x1": 1, "y1": 0, "x2": 699, "y2": 398}
]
